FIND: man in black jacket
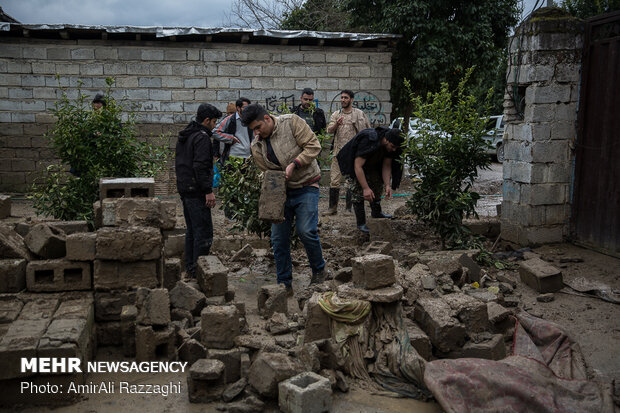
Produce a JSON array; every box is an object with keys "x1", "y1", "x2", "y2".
[
  {"x1": 175, "y1": 103, "x2": 222, "y2": 277},
  {"x1": 293, "y1": 88, "x2": 326, "y2": 134},
  {"x1": 337, "y1": 127, "x2": 404, "y2": 233}
]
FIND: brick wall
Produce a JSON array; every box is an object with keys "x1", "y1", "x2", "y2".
[
  {"x1": 501, "y1": 8, "x2": 583, "y2": 246},
  {"x1": 0, "y1": 36, "x2": 393, "y2": 194}
]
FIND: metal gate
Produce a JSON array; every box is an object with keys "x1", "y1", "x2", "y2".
[{"x1": 572, "y1": 11, "x2": 620, "y2": 255}]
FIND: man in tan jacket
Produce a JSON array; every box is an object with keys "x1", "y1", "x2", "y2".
[
  {"x1": 241, "y1": 104, "x2": 327, "y2": 293},
  {"x1": 326, "y1": 90, "x2": 370, "y2": 215}
]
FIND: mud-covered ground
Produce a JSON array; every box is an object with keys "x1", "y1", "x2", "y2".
[{"x1": 5, "y1": 162, "x2": 619, "y2": 412}]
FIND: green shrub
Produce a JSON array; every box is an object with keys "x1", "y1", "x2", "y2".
[
  {"x1": 403, "y1": 68, "x2": 492, "y2": 248},
  {"x1": 30, "y1": 77, "x2": 168, "y2": 223}
]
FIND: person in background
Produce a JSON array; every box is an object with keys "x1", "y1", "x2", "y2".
[
  {"x1": 175, "y1": 103, "x2": 222, "y2": 278},
  {"x1": 293, "y1": 87, "x2": 326, "y2": 134},
  {"x1": 212, "y1": 97, "x2": 253, "y2": 163}
]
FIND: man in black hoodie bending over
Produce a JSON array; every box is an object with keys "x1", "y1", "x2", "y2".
[{"x1": 175, "y1": 103, "x2": 222, "y2": 278}]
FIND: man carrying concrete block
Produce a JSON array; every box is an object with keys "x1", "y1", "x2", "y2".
[{"x1": 241, "y1": 103, "x2": 327, "y2": 294}]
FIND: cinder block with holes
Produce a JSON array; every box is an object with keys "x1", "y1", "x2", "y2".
[
  {"x1": 26, "y1": 259, "x2": 91, "y2": 292},
  {"x1": 99, "y1": 177, "x2": 154, "y2": 200},
  {"x1": 135, "y1": 324, "x2": 176, "y2": 362}
]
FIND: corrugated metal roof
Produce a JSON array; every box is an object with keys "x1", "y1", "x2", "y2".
[{"x1": 0, "y1": 23, "x2": 400, "y2": 43}]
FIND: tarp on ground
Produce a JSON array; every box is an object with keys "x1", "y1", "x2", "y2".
[{"x1": 424, "y1": 311, "x2": 615, "y2": 413}]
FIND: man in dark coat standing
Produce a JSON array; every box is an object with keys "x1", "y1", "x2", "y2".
[
  {"x1": 337, "y1": 127, "x2": 404, "y2": 233},
  {"x1": 175, "y1": 103, "x2": 222, "y2": 277}
]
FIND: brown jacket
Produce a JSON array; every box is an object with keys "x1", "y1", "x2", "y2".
[{"x1": 251, "y1": 114, "x2": 321, "y2": 189}]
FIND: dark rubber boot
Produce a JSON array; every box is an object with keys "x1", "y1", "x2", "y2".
[
  {"x1": 370, "y1": 201, "x2": 392, "y2": 219},
  {"x1": 353, "y1": 202, "x2": 369, "y2": 233},
  {"x1": 345, "y1": 189, "x2": 352, "y2": 212},
  {"x1": 325, "y1": 188, "x2": 339, "y2": 215}
]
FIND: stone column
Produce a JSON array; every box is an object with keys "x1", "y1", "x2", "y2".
[{"x1": 501, "y1": 8, "x2": 584, "y2": 245}]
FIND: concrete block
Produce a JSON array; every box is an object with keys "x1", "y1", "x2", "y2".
[
  {"x1": 207, "y1": 347, "x2": 247, "y2": 383},
  {"x1": 163, "y1": 258, "x2": 182, "y2": 290},
  {"x1": 257, "y1": 284, "x2": 288, "y2": 318},
  {"x1": 164, "y1": 233, "x2": 185, "y2": 258},
  {"x1": 0, "y1": 298, "x2": 24, "y2": 324},
  {"x1": 519, "y1": 257, "x2": 563, "y2": 293},
  {"x1": 196, "y1": 255, "x2": 228, "y2": 297},
  {"x1": 351, "y1": 254, "x2": 395, "y2": 289},
  {"x1": 248, "y1": 352, "x2": 304, "y2": 398},
  {"x1": 279, "y1": 371, "x2": 332, "y2": 413},
  {"x1": 65, "y1": 232, "x2": 96, "y2": 261},
  {"x1": 201, "y1": 305, "x2": 239, "y2": 349},
  {"x1": 24, "y1": 223, "x2": 66, "y2": 259},
  {"x1": 103, "y1": 198, "x2": 175, "y2": 229},
  {"x1": 135, "y1": 287, "x2": 171, "y2": 326},
  {"x1": 169, "y1": 280, "x2": 206, "y2": 315},
  {"x1": 49, "y1": 221, "x2": 89, "y2": 235},
  {"x1": 0, "y1": 194, "x2": 10, "y2": 218},
  {"x1": 449, "y1": 334, "x2": 506, "y2": 360},
  {"x1": 96, "y1": 226, "x2": 162, "y2": 262},
  {"x1": 178, "y1": 338, "x2": 206, "y2": 365},
  {"x1": 366, "y1": 218, "x2": 394, "y2": 242},
  {"x1": 362, "y1": 241, "x2": 392, "y2": 255},
  {"x1": 442, "y1": 293, "x2": 489, "y2": 333},
  {"x1": 0, "y1": 318, "x2": 50, "y2": 380},
  {"x1": 0, "y1": 225, "x2": 31, "y2": 260},
  {"x1": 259, "y1": 170, "x2": 286, "y2": 222},
  {"x1": 26, "y1": 260, "x2": 91, "y2": 292},
  {"x1": 187, "y1": 359, "x2": 226, "y2": 403},
  {"x1": 38, "y1": 318, "x2": 91, "y2": 362},
  {"x1": 135, "y1": 324, "x2": 176, "y2": 361},
  {"x1": 93, "y1": 259, "x2": 160, "y2": 291},
  {"x1": 304, "y1": 293, "x2": 331, "y2": 343},
  {"x1": 99, "y1": 177, "x2": 154, "y2": 200},
  {"x1": 414, "y1": 297, "x2": 466, "y2": 353},
  {"x1": 120, "y1": 305, "x2": 137, "y2": 357},
  {"x1": 403, "y1": 318, "x2": 432, "y2": 360},
  {"x1": 94, "y1": 290, "x2": 136, "y2": 321},
  {"x1": 0, "y1": 259, "x2": 27, "y2": 292}
]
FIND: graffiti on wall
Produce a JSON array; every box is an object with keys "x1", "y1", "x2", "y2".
[
  {"x1": 329, "y1": 91, "x2": 387, "y2": 127},
  {"x1": 265, "y1": 94, "x2": 296, "y2": 113}
]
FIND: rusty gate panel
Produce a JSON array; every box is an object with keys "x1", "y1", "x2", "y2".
[{"x1": 572, "y1": 11, "x2": 620, "y2": 255}]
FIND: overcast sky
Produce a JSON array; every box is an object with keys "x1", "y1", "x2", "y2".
[{"x1": 3, "y1": 0, "x2": 544, "y2": 28}]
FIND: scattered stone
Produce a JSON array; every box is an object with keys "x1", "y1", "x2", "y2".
[
  {"x1": 171, "y1": 308, "x2": 194, "y2": 326},
  {"x1": 449, "y1": 333, "x2": 506, "y2": 360},
  {"x1": 234, "y1": 334, "x2": 276, "y2": 351},
  {"x1": 163, "y1": 258, "x2": 182, "y2": 291},
  {"x1": 279, "y1": 371, "x2": 332, "y2": 413},
  {"x1": 0, "y1": 259, "x2": 27, "y2": 293},
  {"x1": 169, "y1": 281, "x2": 206, "y2": 315},
  {"x1": 465, "y1": 288, "x2": 500, "y2": 303},
  {"x1": 267, "y1": 312, "x2": 291, "y2": 335},
  {"x1": 231, "y1": 244, "x2": 253, "y2": 261},
  {"x1": 135, "y1": 288, "x2": 171, "y2": 326},
  {"x1": 0, "y1": 225, "x2": 31, "y2": 260},
  {"x1": 223, "y1": 377, "x2": 248, "y2": 402},
  {"x1": 49, "y1": 220, "x2": 90, "y2": 235},
  {"x1": 188, "y1": 359, "x2": 226, "y2": 403},
  {"x1": 304, "y1": 293, "x2": 331, "y2": 343},
  {"x1": 404, "y1": 318, "x2": 432, "y2": 360},
  {"x1": 537, "y1": 293, "x2": 555, "y2": 303},
  {"x1": 179, "y1": 338, "x2": 207, "y2": 365},
  {"x1": 414, "y1": 297, "x2": 467, "y2": 353},
  {"x1": 0, "y1": 298, "x2": 24, "y2": 324},
  {"x1": 258, "y1": 284, "x2": 288, "y2": 318},
  {"x1": 196, "y1": 255, "x2": 228, "y2": 297},
  {"x1": 487, "y1": 302, "x2": 512, "y2": 325},
  {"x1": 120, "y1": 305, "x2": 137, "y2": 357},
  {"x1": 362, "y1": 241, "x2": 392, "y2": 255},
  {"x1": 496, "y1": 273, "x2": 517, "y2": 288},
  {"x1": 351, "y1": 254, "x2": 395, "y2": 289},
  {"x1": 443, "y1": 293, "x2": 489, "y2": 333},
  {"x1": 333, "y1": 267, "x2": 352, "y2": 283},
  {"x1": 240, "y1": 352, "x2": 250, "y2": 378},
  {"x1": 206, "y1": 295, "x2": 226, "y2": 306},
  {"x1": 519, "y1": 257, "x2": 564, "y2": 293},
  {"x1": 207, "y1": 347, "x2": 247, "y2": 383},
  {"x1": 503, "y1": 296, "x2": 520, "y2": 308},
  {"x1": 336, "y1": 282, "x2": 403, "y2": 303},
  {"x1": 297, "y1": 342, "x2": 321, "y2": 372},
  {"x1": 201, "y1": 305, "x2": 239, "y2": 349},
  {"x1": 248, "y1": 352, "x2": 304, "y2": 398},
  {"x1": 24, "y1": 223, "x2": 66, "y2": 259},
  {"x1": 0, "y1": 195, "x2": 10, "y2": 218},
  {"x1": 275, "y1": 333, "x2": 296, "y2": 348},
  {"x1": 135, "y1": 324, "x2": 175, "y2": 361},
  {"x1": 458, "y1": 252, "x2": 482, "y2": 283},
  {"x1": 422, "y1": 276, "x2": 436, "y2": 290},
  {"x1": 227, "y1": 394, "x2": 265, "y2": 413}
]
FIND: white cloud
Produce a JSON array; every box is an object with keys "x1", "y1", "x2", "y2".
[{"x1": 2, "y1": 0, "x2": 232, "y2": 27}]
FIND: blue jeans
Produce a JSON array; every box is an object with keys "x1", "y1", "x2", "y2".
[
  {"x1": 181, "y1": 195, "x2": 213, "y2": 275},
  {"x1": 271, "y1": 186, "x2": 325, "y2": 287}
]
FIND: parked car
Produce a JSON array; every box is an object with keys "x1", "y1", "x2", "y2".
[
  {"x1": 482, "y1": 115, "x2": 505, "y2": 162},
  {"x1": 389, "y1": 117, "x2": 443, "y2": 141}
]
